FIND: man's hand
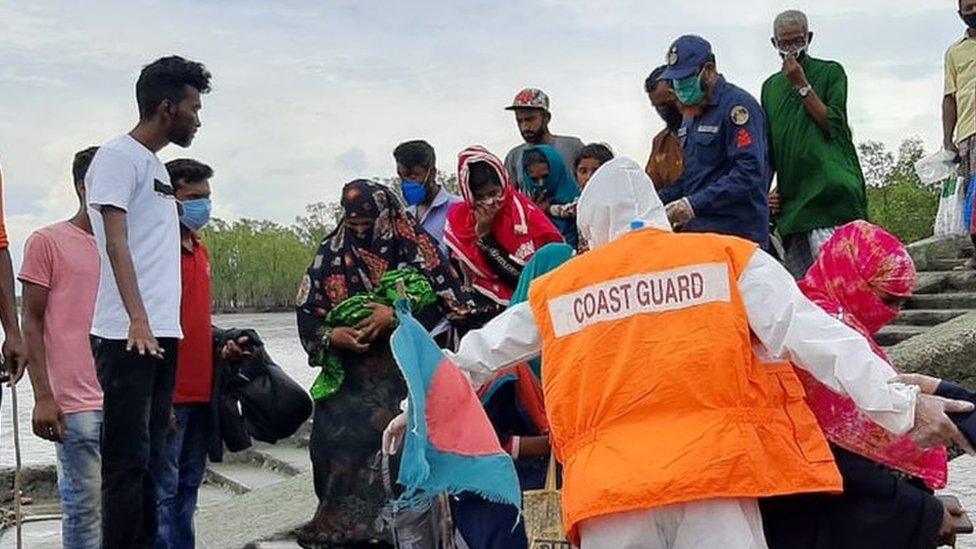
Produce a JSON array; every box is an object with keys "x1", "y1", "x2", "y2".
[
  {"x1": 891, "y1": 373, "x2": 941, "y2": 395},
  {"x1": 354, "y1": 303, "x2": 395, "y2": 343},
  {"x1": 782, "y1": 54, "x2": 808, "y2": 89},
  {"x1": 769, "y1": 189, "x2": 782, "y2": 216},
  {"x1": 32, "y1": 395, "x2": 65, "y2": 442},
  {"x1": 382, "y1": 412, "x2": 407, "y2": 455},
  {"x1": 938, "y1": 497, "x2": 966, "y2": 546},
  {"x1": 665, "y1": 199, "x2": 695, "y2": 230},
  {"x1": 330, "y1": 326, "x2": 369, "y2": 353},
  {"x1": 220, "y1": 336, "x2": 251, "y2": 362},
  {"x1": 475, "y1": 202, "x2": 502, "y2": 238},
  {"x1": 909, "y1": 394, "x2": 975, "y2": 454},
  {"x1": 1, "y1": 333, "x2": 27, "y2": 384},
  {"x1": 127, "y1": 317, "x2": 162, "y2": 357}
]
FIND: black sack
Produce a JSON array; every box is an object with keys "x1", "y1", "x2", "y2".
[{"x1": 235, "y1": 347, "x2": 313, "y2": 444}]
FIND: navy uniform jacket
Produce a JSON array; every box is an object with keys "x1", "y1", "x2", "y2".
[{"x1": 659, "y1": 77, "x2": 771, "y2": 246}]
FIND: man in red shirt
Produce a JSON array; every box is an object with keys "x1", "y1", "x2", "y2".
[{"x1": 155, "y1": 158, "x2": 234, "y2": 548}]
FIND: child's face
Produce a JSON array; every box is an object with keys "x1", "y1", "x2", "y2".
[
  {"x1": 527, "y1": 161, "x2": 550, "y2": 186},
  {"x1": 575, "y1": 157, "x2": 603, "y2": 189}
]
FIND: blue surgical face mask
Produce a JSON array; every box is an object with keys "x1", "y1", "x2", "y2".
[
  {"x1": 673, "y1": 71, "x2": 705, "y2": 106},
  {"x1": 400, "y1": 180, "x2": 427, "y2": 206},
  {"x1": 180, "y1": 198, "x2": 212, "y2": 231}
]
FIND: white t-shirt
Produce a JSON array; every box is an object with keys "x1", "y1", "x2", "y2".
[{"x1": 87, "y1": 134, "x2": 182, "y2": 340}]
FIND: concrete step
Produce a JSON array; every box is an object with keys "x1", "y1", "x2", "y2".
[
  {"x1": 247, "y1": 541, "x2": 304, "y2": 549},
  {"x1": 893, "y1": 309, "x2": 971, "y2": 327},
  {"x1": 205, "y1": 461, "x2": 293, "y2": 495},
  {"x1": 906, "y1": 292, "x2": 976, "y2": 310},
  {"x1": 197, "y1": 481, "x2": 237, "y2": 506},
  {"x1": 930, "y1": 257, "x2": 970, "y2": 271},
  {"x1": 875, "y1": 325, "x2": 930, "y2": 347},
  {"x1": 249, "y1": 443, "x2": 310, "y2": 475},
  {"x1": 0, "y1": 517, "x2": 61, "y2": 549},
  {"x1": 196, "y1": 471, "x2": 316, "y2": 549},
  {"x1": 916, "y1": 271, "x2": 976, "y2": 294}
]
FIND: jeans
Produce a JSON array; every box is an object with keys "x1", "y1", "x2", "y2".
[
  {"x1": 56, "y1": 410, "x2": 103, "y2": 549},
  {"x1": 155, "y1": 403, "x2": 210, "y2": 549},
  {"x1": 91, "y1": 336, "x2": 178, "y2": 549}
]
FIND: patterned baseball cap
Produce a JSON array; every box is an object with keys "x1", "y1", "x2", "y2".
[{"x1": 505, "y1": 88, "x2": 550, "y2": 111}]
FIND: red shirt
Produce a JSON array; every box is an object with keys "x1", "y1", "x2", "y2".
[{"x1": 174, "y1": 234, "x2": 213, "y2": 404}]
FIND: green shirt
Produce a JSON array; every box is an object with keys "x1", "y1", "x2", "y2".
[{"x1": 762, "y1": 57, "x2": 867, "y2": 236}]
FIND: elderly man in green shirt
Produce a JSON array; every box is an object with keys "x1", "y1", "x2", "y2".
[{"x1": 762, "y1": 9, "x2": 868, "y2": 279}]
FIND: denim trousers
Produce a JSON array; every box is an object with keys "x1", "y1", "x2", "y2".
[
  {"x1": 154, "y1": 403, "x2": 210, "y2": 549},
  {"x1": 91, "y1": 336, "x2": 178, "y2": 549},
  {"x1": 56, "y1": 410, "x2": 103, "y2": 549}
]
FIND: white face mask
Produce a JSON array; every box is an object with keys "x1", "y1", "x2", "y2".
[{"x1": 777, "y1": 38, "x2": 808, "y2": 59}]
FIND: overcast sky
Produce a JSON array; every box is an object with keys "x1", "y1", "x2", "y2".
[{"x1": 0, "y1": 1, "x2": 966, "y2": 269}]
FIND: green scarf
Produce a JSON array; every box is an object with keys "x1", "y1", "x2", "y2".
[{"x1": 309, "y1": 268, "x2": 438, "y2": 401}]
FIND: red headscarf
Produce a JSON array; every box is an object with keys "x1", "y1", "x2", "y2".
[
  {"x1": 444, "y1": 146, "x2": 563, "y2": 304},
  {"x1": 797, "y1": 221, "x2": 947, "y2": 488}
]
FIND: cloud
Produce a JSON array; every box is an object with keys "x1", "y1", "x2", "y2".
[{"x1": 335, "y1": 148, "x2": 369, "y2": 174}]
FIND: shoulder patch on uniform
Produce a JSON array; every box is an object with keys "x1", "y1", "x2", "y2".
[
  {"x1": 735, "y1": 127, "x2": 753, "y2": 149},
  {"x1": 730, "y1": 105, "x2": 750, "y2": 126}
]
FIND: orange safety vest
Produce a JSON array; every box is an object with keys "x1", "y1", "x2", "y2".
[{"x1": 527, "y1": 228, "x2": 841, "y2": 543}]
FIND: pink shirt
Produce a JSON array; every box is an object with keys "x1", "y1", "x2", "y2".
[{"x1": 19, "y1": 221, "x2": 102, "y2": 413}]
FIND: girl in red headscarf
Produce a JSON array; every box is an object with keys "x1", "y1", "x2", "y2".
[
  {"x1": 762, "y1": 220, "x2": 957, "y2": 549},
  {"x1": 444, "y1": 145, "x2": 563, "y2": 306}
]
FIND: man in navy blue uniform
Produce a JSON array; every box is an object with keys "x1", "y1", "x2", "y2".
[{"x1": 659, "y1": 35, "x2": 771, "y2": 247}]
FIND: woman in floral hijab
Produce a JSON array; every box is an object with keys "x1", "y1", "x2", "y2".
[
  {"x1": 762, "y1": 221, "x2": 955, "y2": 549},
  {"x1": 294, "y1": 179, "x2": 472, "y2": 547}
]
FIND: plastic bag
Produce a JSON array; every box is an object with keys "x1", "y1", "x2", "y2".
[
  {"x1": 965, "y1": 175, "x2": 976, "y2": 236},
  {"x1": 916, "y1": 149, "x2": 959, "y2": 185},
  {"x1": 934, "y1": 176, "x2": 968, "y2": 238},
  {"x1": 375, "y1": 453, "x2": 458, "y2": 549}
]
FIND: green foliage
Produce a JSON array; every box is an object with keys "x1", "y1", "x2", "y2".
[
  {"x1": 201, "y1": 218, "x2": 316, "y2": 311},
  {"x1": 294, "y1": 201, "x2": 342, "y2": 247},
  {"x1": 859, "y1": 137, "x2": 938, "y2": 244}
]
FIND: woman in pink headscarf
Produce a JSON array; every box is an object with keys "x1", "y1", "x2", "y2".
[{"x1": 761, "y1": 221, "x2": 961, "y2": 549}]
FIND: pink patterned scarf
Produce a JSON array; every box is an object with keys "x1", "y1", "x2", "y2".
[{"x1": 797, "y1": 221, "x2": 948, "y2": 489}]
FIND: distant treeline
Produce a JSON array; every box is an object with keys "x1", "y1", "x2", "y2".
[
  {"x1": 860, "y1": 137, "x2": 939, "y2": 244},
  {"x1": 204, "y1": 146, "x2": 939, "y2": 312},
  {"x1": 202, "y1": 202, "x2": 341, "y2": 312}
]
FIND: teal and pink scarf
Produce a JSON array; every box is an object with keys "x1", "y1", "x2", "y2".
[{"x1": 391, "y1": 299, "x2": 522, "y2": 510}]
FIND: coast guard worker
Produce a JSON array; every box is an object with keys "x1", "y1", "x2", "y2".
[
  {"x1": 385, "y1": 157, "x2": 972, "y2": 549},
  {"x1": 658, "y1": 35, "x2": 771, "y2": 248}
]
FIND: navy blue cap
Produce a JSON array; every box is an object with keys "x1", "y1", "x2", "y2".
[{"x1": 661, "y1": 35, "x2": 713, "y2": 81}]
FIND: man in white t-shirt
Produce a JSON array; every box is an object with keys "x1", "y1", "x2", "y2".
[{"x1": 86, "y1": 55, "x2": 211, "y2": 549}]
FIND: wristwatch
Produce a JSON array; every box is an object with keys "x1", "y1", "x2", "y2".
[{"x1": 797, "y1": 85, "x2": 812, "y2": 98}]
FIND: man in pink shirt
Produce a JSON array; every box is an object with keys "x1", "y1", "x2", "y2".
[{"x1": 20, "y1": 146, "x2": 103, "y2": 549}]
